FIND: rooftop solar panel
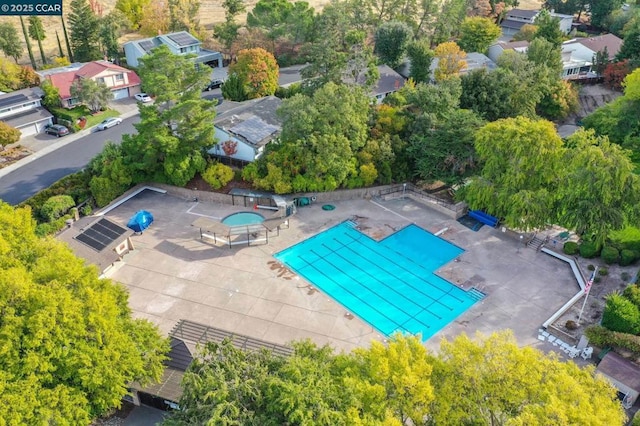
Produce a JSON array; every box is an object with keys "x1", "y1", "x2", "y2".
[
  {"x1": 167, "y1": 32, "x2": 198, "y2": 47},
  {"x1": 74, "y1": 218, "x2": 128, "y2": 252},
  {"x1": 139, "y1": 40, "x2": 156, "y2": 53},
  {"x1": 229, "y1": 116, "x2": 279, "y2": 146},
  {"x1": 0, "y1": 94, "x2": 29, "y2": 109}
]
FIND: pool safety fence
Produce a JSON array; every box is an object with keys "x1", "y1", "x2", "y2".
[{"x1": 378, "y1": 183, "x2": 467, "y2": 218}]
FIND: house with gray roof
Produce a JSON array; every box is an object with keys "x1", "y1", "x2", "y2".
[
  {"x1": 428, "y1": 52, "x2": 497, "y2": 82},
  {"x1": 596, "y1": 351, "x2": 640, "y2": 409},
  {"x1": 500, "y1": 8, "x2": 573, "y2": 37},
  {"x1": 208, "y1": 96, "x2": 283, "y2": 163},
  {"x1": 561, "y1": 34, "x2": 623, "y2": 79},
  {"x1": 0, "y1": 87, "x2": 53, "y2": 139},
  {"x1": 123, "y1": 31, "x2": 223, "y2": 68},
  {"x1": 372, "y1": 65, "x2": 406, "y2": 104}
]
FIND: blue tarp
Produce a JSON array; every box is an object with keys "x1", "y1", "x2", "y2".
[{"x1": 127, "y1": 210, "x2": 154, "y2": 233}]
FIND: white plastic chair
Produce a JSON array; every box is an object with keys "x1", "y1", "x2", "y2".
[{"x1": 581, "y1": 347, "x2": 593, "y2": 360}]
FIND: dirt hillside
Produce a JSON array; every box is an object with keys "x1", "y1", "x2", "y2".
[{"x1": 0, "y1": 0, "x2": 541, "y2": 65}]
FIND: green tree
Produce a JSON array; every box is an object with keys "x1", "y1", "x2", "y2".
[
  {"x1": 28, "y1": 16, "x2": 47, "y2": 66},
  {"x1": 229, "y1": 48, "x2": 279, "y2": 99},
  {"x1": 462, "y1": 117, "x2": 564, "y2": 230},
  {"x1": 120, "y1": 95, "x2": 217, "y2": 186},
  {"x1": 220, "y1": 72, "x2": 248, "y2": 101},
  {"x1": 247, "y1": 0, "x2": 295, "y2": 46},
  {"x1": 526, "y1": 37, "x2": 563, "y2": 77},
  {"x1": 99, "y1": 11, "x2": 130, "y2": 60},
  {"x1": 212, "y1": 0, "x2": 246, "y2": 54},
  {"x1": 460, "y1": 68, "x2": 518, "y2": 121},
  {"x1": 0, "y1": 23, "x2": 23, "y2": 63},
  {"x1": 433, "y1": 41, "x2": 466, "y2": 82},
  {"x1": 428, "y1": 331, "x2": 626, "y2": 425},
  {"x1": 0, "y1": 121, "x2": 21, "y2": 146},
  {"x1": 61, "y1": 16, "x2": 74, "y2": 62},
  {"x1": 458, "y1": 16, "x2": 501, "y2": 54},
  {"x1": 168, "y1": 0, "x2": 201, "y2": 33},
  {"x1": 19, "y1": 16, "x2": 37, "y2": 69},
  {"x1": 602, "y1": 293, "x2": 640, "y2": 334},
  {"x1": 350, "y1": 335, "x2": 434, "y2": 425},
  {"x1": 87, "y1": 143, "x2": 133, "y2": 207},
  {"x1": 405, "y1": 39, "x2": 434, "y2": 84},
  {"x1": 544, "y1": 0, "x2": 588, "y2": 18},
  {"x1": 115, "y1": 0, "x2": 152, "y2": 29},
  {"x1": 557, "y1": 130, "x2": 639, "y2": 246},
  {"x1": 68, "y1": 0, "x2": 101, "y2": 62},
  {"x1": 537, "y1": 79, "x2": 579, "y2": 120},
  {"x1": 432, "y1": 0, "x2": 467, "y2": 45},
  {"x1": 40, "y1": 79, "x2": 61, "y2": 108},
  {"x1": 617, "y1": 22, "x2": 640, "y2": 65},
  {"x1": 0, "y1": 57, "x2": 23, "y2": 92},
  {"x1": 0, "y1": 202, "x2": 168, "y2": 423},
  {"x1": 374, "y1": 21, "x2": 413, "y2": 68},
  {"x1": 533, "y1": 9, "x2": 564, "y2": 48},
  {"x1": 590, "y1": 0, "x2": 625, "y2": 29},
  {"x1": 592, "y1": 45, "x2": 610, "y2": 75},
  {"x1": 408, "y1": 109, "x2": 484, "y2": 184},
  {"x1": 137, "y1": 44, "x2": 210, "y2": 104},
  {"x1": 512, "y1": 23, "x2": 538, "y2": 42},
  {"x1": 70, "y1": 78, "x2": 113, "y2": 113}
]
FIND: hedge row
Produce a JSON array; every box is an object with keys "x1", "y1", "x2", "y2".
[
  {"x1": 585, "y1": 325, "x2": 640, "y2": 355},
  {"x1": 563, "y1": 241, "x2": 640, "y2": 266}
]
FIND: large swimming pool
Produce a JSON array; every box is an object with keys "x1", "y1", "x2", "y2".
[{"x1": 275, "y1": 221, "x2": 482, "y2": 341}]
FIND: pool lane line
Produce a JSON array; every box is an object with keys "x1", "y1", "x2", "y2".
[{"x1": 339, "y1": 227, "x2": 467, "y2": 304}]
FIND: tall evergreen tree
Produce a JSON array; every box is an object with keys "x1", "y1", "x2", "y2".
[
  {"x1": 55, "y1": 30, "x2": 64, "y2": 58},
  {"x1": 61, "y1": 16, "x2": 74, "y2": 62},
  {"x1": 0, "y1": 23, "x2": 23, "y2": 63},
  {"x1": 68, "y1": 0, "x2": 101, "y2": 62},
  {"x1": 28, "y1": 16, "x2": 47, "y2": 66},
  {"x1": 19, "y1": 17, "x2": 37, "y2": 69}
]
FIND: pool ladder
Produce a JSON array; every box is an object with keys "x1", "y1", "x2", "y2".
[
  {"x1": 344, "y1": 219, "x2": 358, "y2": 228},
  {"x1": 467, "y1": 287, "x2": 486, "y2": 302}
]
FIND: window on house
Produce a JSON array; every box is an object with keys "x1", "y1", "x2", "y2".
[
  {"x1": 96, "y1": 77, "x2": 105, "y2": 84},
  {"x1": 68, "y1": 98, "x2": 79, "y2": 106},
  {"x1": 115, "y1": 73, "x2": 124, "y2": 81}
]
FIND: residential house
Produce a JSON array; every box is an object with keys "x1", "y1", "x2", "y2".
[
  {"x1": 123, "y1": 31, "x2": 223, "y2": 68},
  {"x1": 596, "y1": 351, "x2": 640, "y2": 409},
  {"x1": 42, "y1": 60, "x2": 142, "y2": 108},
  {"x1": 428, "y1": 52, "x2": 497, "y2": 82},
  {"x1": 487, "y1": 40, "x2": 530, "y2": 63},
  {"x1": 372, "y1": 65, "x2": 406, "y2": 104},
  {"x1": 0, "y1": 87, "x2": 54, "y2": 138},
  {"x1": 209, "y1": 96, "x2": 283, "y2": 163},
  {"x1": 500, "y1": 8, "x2": 573, "y2": 37},
  {"x1": 561, "y1": 34, "x2": 623, "y2": 79}
]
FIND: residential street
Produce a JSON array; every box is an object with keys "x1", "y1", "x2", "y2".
[{"x1": 0, "y1": 116, "x2": 139, "y2": 205}]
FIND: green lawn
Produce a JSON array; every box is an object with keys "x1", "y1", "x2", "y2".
[
  {"x1": 610, "y1": 226, "x2": 640, "y2": 250},
  {"x1": 49, "y1": 106, "x2": 120, "y2": 129}
]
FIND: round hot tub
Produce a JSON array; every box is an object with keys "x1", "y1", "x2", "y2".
[{"x1": 221, "y1": 212, "x2": 265, "y2": 226}]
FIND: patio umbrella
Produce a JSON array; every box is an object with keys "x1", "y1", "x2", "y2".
[{"x1": 127, "y1": 210, "x2": 154, "y2": 233}]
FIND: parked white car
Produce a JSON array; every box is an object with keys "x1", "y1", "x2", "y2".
[
  {"x1": 135, "y1": 93, "x2": 152, "y2": 103},
  {"x1": 96, "y1": 117, "x2": 123, "y2": 131}
]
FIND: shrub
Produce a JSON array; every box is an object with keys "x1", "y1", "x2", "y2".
[
  {"x1": 599, "y1": 268, "x2": 608, "y2": 276},
  {"x1": 202, "y1": 163, "x2": 234, "y2": 190},
  {"x1": 40, "y1": 195, "x2": 76, "y2": 222},
  {"x1": 587, "y1": 264, "x2": 595, "y2": 270},
  {"x1": 565, "y1": 320, "x2": 578, "y2": 331},
  {"x1": 579, "y1": 241, "x2": 600, "y2": 258},
  {"x1": 81, "y1": 204, "x2": 93, "y2": 216},
  {"x1": 19, "y1": 171, "x2": 92, "y2": 222},
  {"x1": 601, "y1": 246, "x2": 619, "y2": 264},
  {"x1": 623, "y1": 285, "x2": 640, "y2": 308},
  {"x1": 563, "y1": 241, "x2": 579, "y2": 255},
  {"x1": 34, "y1": 215, "x2": 71, "y2": 237},
  {"x1": 585, "y1": 325, "x2": 640, "y2": 356},
  {"x1": 601, "y1": 293, "x2": 640, "y2": 334},
  {"x1": 620, "y1": 249, "x2": 640, "y2": 266}
]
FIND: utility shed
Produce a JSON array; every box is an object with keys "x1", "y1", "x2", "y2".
[{"x1": 596, "y1": 351, "x2": 640, "y2": 408}]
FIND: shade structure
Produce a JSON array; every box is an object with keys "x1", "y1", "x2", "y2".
[{"x1": 127, "y1": 210, "x2": 154, "y2": 233}]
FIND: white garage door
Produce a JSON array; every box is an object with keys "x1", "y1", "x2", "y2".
[
  {"x1": 18, "y1": 124, "x2": 38, "y2": 137},
  {"x1": 112, "y1": 88, "x2": 129, "y2": 100}
]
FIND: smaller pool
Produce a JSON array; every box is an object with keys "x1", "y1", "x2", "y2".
[{"x1": 222, "y1": 212, "x2": 265, "y2": 226}]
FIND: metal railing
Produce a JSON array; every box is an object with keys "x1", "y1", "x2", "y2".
[{"x1": 378, "y1": 183, "x2": 465, "y2": 214}]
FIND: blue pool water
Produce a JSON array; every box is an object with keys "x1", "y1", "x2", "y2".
[
  {"x1": 275, "y1": 222, "x2": 481, "y2": 341},
  {"x1": 222, "y1": 212, "x2": 265, "y2": 226}
]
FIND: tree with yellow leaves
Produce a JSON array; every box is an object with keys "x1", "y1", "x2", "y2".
[{"x1": 434, "y1": 41, "x2": 466, "y2": 82}]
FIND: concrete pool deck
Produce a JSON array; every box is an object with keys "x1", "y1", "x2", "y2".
[{"x1": 102, "y1": 189, "x2": 578, "y2": 354}]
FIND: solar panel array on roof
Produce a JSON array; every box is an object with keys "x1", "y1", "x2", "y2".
[
  {"x1": 167, "y1": 32, "x2": 198, "y2": 47},
  {"x1": 0, "y1": 94, "x2": 29, "y2": 109},
  {"x1": 139, "y1": 39, "x2": 156, "y2": 53},
  {"x1": 229, "y1": 116, "x2": 279, "y2": 145},
  {"x1": 74, "y1": 218, "x2": 128, "y2": 252}
]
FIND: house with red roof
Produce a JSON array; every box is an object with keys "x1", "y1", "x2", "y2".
[{"x1": 38, "y1": 61, "x2": 142, "y2": 108}]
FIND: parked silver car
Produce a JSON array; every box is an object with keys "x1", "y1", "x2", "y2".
[{"x1": 96, "y1": 117, "x2": 123, "y2": 131}]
